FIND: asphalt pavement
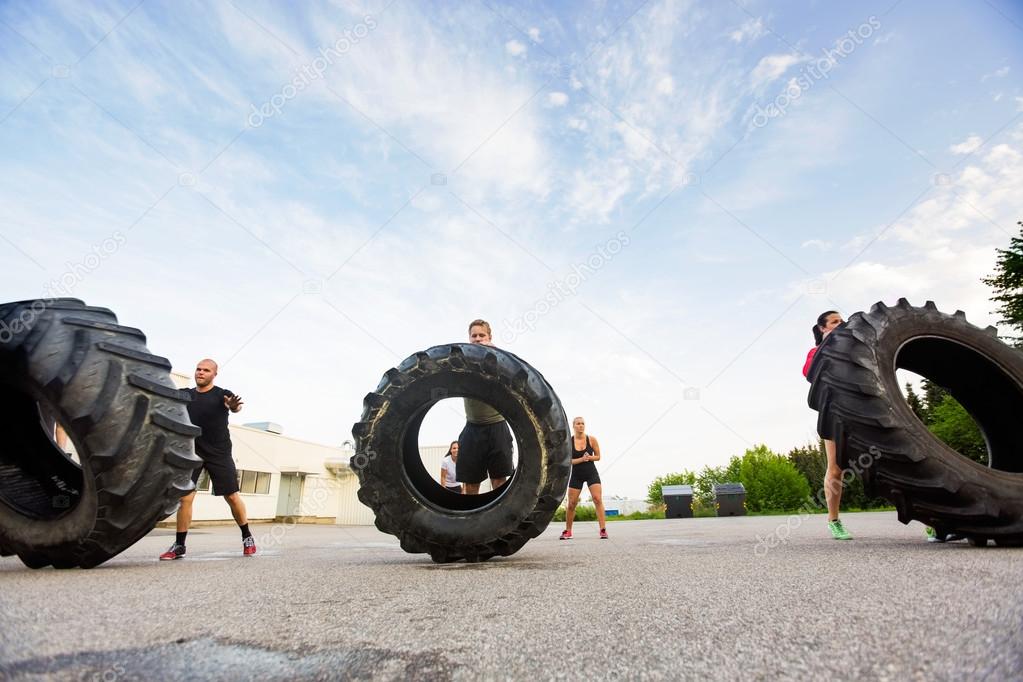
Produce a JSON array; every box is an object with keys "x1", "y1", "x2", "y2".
[{"x1": 2, "y1": 511, "x2": 1021, "y2": 680}]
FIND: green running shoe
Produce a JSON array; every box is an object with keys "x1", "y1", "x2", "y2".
[
  {"x1": 828, "y1": 519, "x2": 852, "y2": 540},
  {"x1": 925, "y1": 526, "x2": 940, "y2": 542}
]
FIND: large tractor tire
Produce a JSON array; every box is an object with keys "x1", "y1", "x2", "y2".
[
  {"x1": 0, "y1": 299, "x2": 201, "y2": 568},
  {"x1": 808, "y1": 298, "x2": 1023, "y2": 545},
  {"x1": 351, "y1": 343, "x2": 571, "y2": 562}
]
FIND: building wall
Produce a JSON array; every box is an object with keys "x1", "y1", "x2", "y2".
[{"x1": 187, "y1": 424, "x2": 346, "y2": 522}]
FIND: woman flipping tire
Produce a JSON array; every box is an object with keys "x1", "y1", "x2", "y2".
[
  {"x1": 803, "y1": 310, "x2": 852, "y2": 540},
  {"x1": 0, "y1": 299, "x2": 201, "y2": 568},
  {"x1": 560, "y1": 417, "x2": 608, "y2": 540},
  {"x1": 351, "y1": 341, "x2": 571, "y2": 562},
  {"x1": 806, "y1": 298, "x2": 1023, "y2": 546}
]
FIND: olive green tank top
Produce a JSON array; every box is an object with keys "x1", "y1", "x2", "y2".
[{"x1": 463, "y1": 398, "x2": 505, "y2": 425}]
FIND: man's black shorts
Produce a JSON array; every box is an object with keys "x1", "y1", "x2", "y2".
[
  {"x1": 457, "y1": 421, "x2": 515, "y2": 484},
  {"x1": 190, "y1": 443, "x2": 240, "y2": 496},
  {"x1": 569, "y1": 467, "x2": 601, "y2": 490}
]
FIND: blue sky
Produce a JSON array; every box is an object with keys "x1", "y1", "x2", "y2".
[{"x1": 3, "y1": 0, "x2": 1022, "y2": 498}]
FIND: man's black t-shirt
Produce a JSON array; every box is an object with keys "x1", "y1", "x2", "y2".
[{"x1": 185, "y1": 386, "x2": 235, "y2": 458}]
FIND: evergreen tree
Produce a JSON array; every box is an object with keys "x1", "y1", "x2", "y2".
[
  {"x1": 920, "y1": 379, "x2": 949, "y2": 424},
  {"x1": 904, "y1": 383, "x2": 925, "y2": 422},
  {"x1": 981, "y1": 220, "x2": 1023, "y2": 344}
]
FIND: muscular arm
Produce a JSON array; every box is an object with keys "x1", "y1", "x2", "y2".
[
  {"x1": 589, "y1": 436, "x2": 601, "y2": 462},
  {"x1": 440, "y1": 466, "x2": 446, "y2": 485}
]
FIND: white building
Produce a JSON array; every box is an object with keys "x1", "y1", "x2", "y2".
[{"x1": 166, "y1": 372, "x2": 453, "y2": 525}]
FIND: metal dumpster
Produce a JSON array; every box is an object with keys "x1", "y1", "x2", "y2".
[
  {"x1": 713, "y1": 482, "x2": 746, "y2": 516},
  {"x1": 663, "y1": 484, "x2": 694, "y2": 518}
]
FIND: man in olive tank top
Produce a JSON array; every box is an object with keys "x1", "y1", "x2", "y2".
[{"x1": 457, "y1": 319, "x2": 515, "y2": 495}]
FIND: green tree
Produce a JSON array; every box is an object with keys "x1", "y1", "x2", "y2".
[
  {"x1": 787, "y1": 441, "x2": 827, "y2": 507},
  {"x1": 904, "y1": 383, "x2": 925, "y2": 422},
  {"x1": 646, "y1": 470, "x2": 696, "y2": 506},
  {"x1": 928, "y1": 394, "x2": 988, "y2": 465},
  {"x1": 905, "y1": 379, "x2": 988, "y2": 466},
  {"x1": 982, "y1": 220, "x2": 1023, "y2": 344},
  {"x1": 694, "y1": 464, "x2": 728, "y2": 508},
  {"x1": 920, "y1": 380, "x2": 949, "y2": 423},
  {"x1": 732, "y1": 444, "x2": 811, "y2": 512}
]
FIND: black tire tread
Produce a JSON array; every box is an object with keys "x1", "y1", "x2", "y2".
[
  {"x1": 353, "y1": 343, "x2": 570, "y2": 563},
  {"x1": 0, "y1": 299, "x2": 200, "y2": 569},
  {"x1": 808, "y1": 299, "x2": 1023, "y2": 543}
]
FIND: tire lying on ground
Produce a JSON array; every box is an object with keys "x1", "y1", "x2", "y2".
[
  {"x1": 808, "y1": 298, "x2": 1023, "y2": 547},
  {"x1": 351, "y1": 343, "x2": 571, "y2": 562},
  {"x1": 0, "y1": 299, "x2": 201, "y2": 568}
]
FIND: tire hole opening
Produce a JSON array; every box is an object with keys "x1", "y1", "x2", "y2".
[
  {"x1": 407, "y1": 397, "x2": 519, "y2": 512},
  {"x1": 896, "y1": 337, "x2": 1022, "y2": 471},
  {"x1": 0, "y1": 385, "x2": 84, "y2": 519}
]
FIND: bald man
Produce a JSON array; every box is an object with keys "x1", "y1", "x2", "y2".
[{"x1": 160, "y1": 359, "x2": 254, "y2": 560}]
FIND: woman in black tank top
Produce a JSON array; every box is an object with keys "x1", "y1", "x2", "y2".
[{"x1": 560, "y1": 416, "x2": 608, "y2": 540}]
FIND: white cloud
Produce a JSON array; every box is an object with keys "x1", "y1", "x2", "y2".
[
  {"x1": 845, "y1": 124, "x2": 1023, "y2": 255},
  {"x1": 547, "y1": 91, "x2": 569, "y2": 107},
  {"x1": 505, "y1": 39, "x2": 526, "y2": 56},
  {"x1": 656, "y1": 75, "x2": 674, "y2": 95},
  {"x1": 801, "y1": 239, "x2": 832, "y2": 250},
  {"x1": 527, "y1": 27, "x2": 541, "y2": 42},
  {"x1": 306, "y1": 6, "x2": 551, "y2": 199},
  {"x1": 750, "y1": 53, "x2": 804, "y2": 88},
  {"x1": 729, "y1": 17, "x2": 764, "y2": 43},
  {"x1": 566, "y1": 165, "x2": 631, "y2": 223},
  {"x1": 981, "y1": 66, "x2": 1010, "y2": 82},
  {"x1": 1016, "y1": 96, "x2": 1023, "y2": 112},
  {"x1": 873, "y1": 31, "x2": 896, "y2": 45},
  {"x1": 949, "y1": 135, "x2": 983, "y2": 155},
  {"x1": 567, "y1": 117, "x2": 588, "y2": 131}
]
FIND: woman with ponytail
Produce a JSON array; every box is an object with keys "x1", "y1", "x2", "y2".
[{"x1": 803, "y1": 310, "x2": 852, "y2": 540}]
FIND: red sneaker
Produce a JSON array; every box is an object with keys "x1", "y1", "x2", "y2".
[
  {"x1": 159, "y1": 543, "x2": 185, "y2": 560},
  {"x1": 559, "y1": 530, "x2": 572, "y2": 540},
  {"x1": 599, "y1": 529, "x2": 609, "y2": 539},
  {"x1": 243, "y1": 536, "x2": 256, "y2": 556}
]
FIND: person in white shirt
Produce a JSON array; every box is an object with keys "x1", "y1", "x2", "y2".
[{"x1": 439, "y1": 441, "x2": 462, "y2": 493}]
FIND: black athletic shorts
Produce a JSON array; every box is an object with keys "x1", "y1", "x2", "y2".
[
  {"x1": 445, "y1": 485, "x2": 463, "y2": 493},
  {"x1": 190, "y1": 442, "x2": 240, "y2": 496},
  {"x1": 457, "y1": 421, "x2": 515, "y2": 484},
  {"x1": 569, "y1": 466, "x2": 601, "y2": 490}
]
